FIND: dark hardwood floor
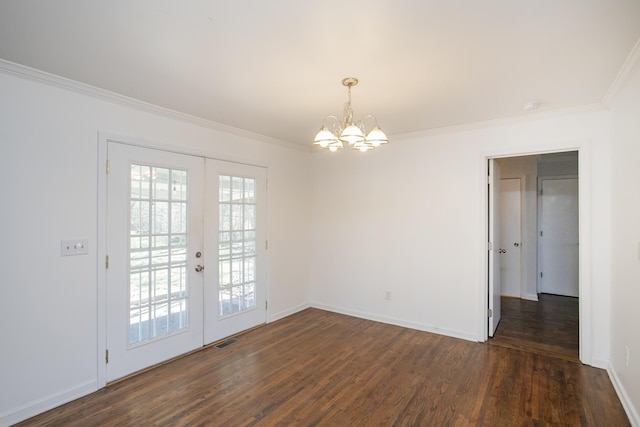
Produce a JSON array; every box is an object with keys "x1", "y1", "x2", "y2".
[
  {"x1": 490, "y1": 293, "x2": 579, "y2": 362},
  {"x1": 17, "y1": 307, "x2": 628, "y2": 426}
]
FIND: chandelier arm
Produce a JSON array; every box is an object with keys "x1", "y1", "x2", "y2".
[
  {"x1": 321, "y1": 115, "x2": 343, "y2": 135},
  {"x1": 322, "y1": 115, "x2": 341, "y2": 127},
  {"x1": 362, "y1": 114, "x2": 380, "y2": 128}
]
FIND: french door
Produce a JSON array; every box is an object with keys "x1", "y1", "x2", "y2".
[
  {"x1": 105, "y1": 142, "x2": 266, "y2": 382},
  {"x1": 204, "y1": 160, "x2": 267, "y2": 343}
]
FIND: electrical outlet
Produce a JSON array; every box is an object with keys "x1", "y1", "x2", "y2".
[
  {"x1": 385, "y1": 291, "x2": 391, "y2": 301},
  {"x1": 61, "y1": 239, "x2": 89, "y2": 256}
]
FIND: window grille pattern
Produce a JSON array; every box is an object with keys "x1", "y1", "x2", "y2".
[
  {"x1": 218, "y1": 175, "x2": 256, "y2": 316},
  {"x1": 129, "y1": 164, "x2": 189, "y2": 344}
]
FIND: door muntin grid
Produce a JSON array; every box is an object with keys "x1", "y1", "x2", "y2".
[
  {"x1": 218, "y1": 175, "x2": 257, "y2": 317},
  {"x1": 129, "y1": 164, "x2": 189, "y2": 345}
]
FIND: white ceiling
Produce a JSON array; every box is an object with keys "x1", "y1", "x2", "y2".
[{"x1": 1, "y1": 0, "x2": 639, "y2": 146}]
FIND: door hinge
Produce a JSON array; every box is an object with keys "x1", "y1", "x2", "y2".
[
  {"x1": 488, "y1": 241, "x2": 493, "y2": 251},
  {"x1": 105, "y1": 349, "x2": 109, "y2": 364},
  {"x1": 106, "y1": 160, "x2": 110, "y2": 174},
  {"x1": 540, "y1": 272, "x2": 543, "y2": 278},
  {"x1": 488, "y1": 175, "x2": 492, "y2": 185},
  {"x1": 266, "y1": 179, "x2": 269, "y2": 190},
  {"x1": 540, "y1": 230, "x2": 543, "y2": 237},
  {"x1": 488, "y1": 309, "x2": 493, "y2": 318},
  {"x1": 106, "y1": 255, "x2": 109, "y2": 269},
  {"x1": 265, "y1": 240, "x2": 269, "y2": 250},
  {"x1": 265, "y1": 300, "x2": 268, "y2": 310}
]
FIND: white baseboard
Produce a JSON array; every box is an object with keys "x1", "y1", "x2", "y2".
[
  {"x1": 522, "y1": 293, "x2": 539, "y2": 301},
  {"x1": 607, "y1": 364, "x2": 640, "y2": 427},
  {"x1": 589, "y1": 357, "x2": 609, "y2": 370},
  {"x1": 269, "y1": 302, "x2": 310, "y2": 323},
  {"x1": 0, "y1": 380, "x2": 97, "y2": 427},
  {"x1": 310, "y1": 302, "x2": 478, "y2": 342}
]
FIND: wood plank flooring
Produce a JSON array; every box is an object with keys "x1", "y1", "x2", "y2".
[
  {"x1": 490, "y1": 294, "x2": 579, "y2": 362},
  {"x1": 17, "y1": 307, "x2": 628, "y2": 426}
]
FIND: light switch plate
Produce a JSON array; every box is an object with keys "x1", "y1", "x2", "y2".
[{"x1": 61, "y1": 239, "x2": 89, "y2": 256}]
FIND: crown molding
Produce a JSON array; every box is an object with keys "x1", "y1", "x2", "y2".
[
  {"x1": 390, "y1": 103, "x2": 608, "y2": 141},
  {"x1": 603, "y1": 35, "x2": 640, "y2": 106},
  {"x1": 0, "y1": 59, "x2": 311, "y2": 153}
]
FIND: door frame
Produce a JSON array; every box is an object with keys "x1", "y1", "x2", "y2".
[
  {"x1": 481, "y1": 146, "x2": 591, "y2": 366},
  {"x1": 97, "y1": 132, "x2": 270, "y2": 388}
]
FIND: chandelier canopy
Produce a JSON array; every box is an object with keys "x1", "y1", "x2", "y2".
[{"x1": 313, "y1": 77, "x2": 389, "y2": 152}]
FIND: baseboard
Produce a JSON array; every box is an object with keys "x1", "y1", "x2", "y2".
[
  {"x1": 522, "y1": 293, "x2": 539, "y2": 301},
  {"x1": 310, "y1": 302, "x2": 478, "y2": 342},
  {"x1": 269, "y1": 302, "x2": 310, "y2": 323},
  {"x1": 589, "y1": 356, "x2": 609, "y2": 370},
  {"x1": 607, "y1": 363, "x2": 640, "y2": 427},
  {"x1": 0, "y1": 380, "x2": 97, "y2": 427}
]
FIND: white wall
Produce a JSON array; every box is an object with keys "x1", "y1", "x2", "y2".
[
  {"x1": 309, "y1": 108, "x2": 612, "y2": 365},
  {"x1": 609, "y1": 58, "x2": 640, "y2": 424},
  {"x1": 0, "y1": 69, "x2": 311, "y2": 425},
  {"x1": 497, "y1": 156, "x2": 538, "y2": 300}
]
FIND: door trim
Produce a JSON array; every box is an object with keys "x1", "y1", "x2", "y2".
[
  {"x1": 481, "y1": 146, "x2": 592, "y2": 366},
  {"x1": 97, "y1": 132, "x2": 270, "y2": 388}
]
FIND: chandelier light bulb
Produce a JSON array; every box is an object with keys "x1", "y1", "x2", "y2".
[
  {"x1": 365, "y1": 126, "x2": 388, "y2": 148},
  {"x1": 340, "y1": 124, "x2": 365, "y2": 145}
]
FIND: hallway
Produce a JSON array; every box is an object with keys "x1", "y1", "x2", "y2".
[{"x1": 490, "y1": 294, "x2": 579, "y2": 361}]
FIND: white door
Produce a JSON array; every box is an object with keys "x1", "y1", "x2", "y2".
[
  {"x1": 105, "y1": 145, "x2": 268, "y2": 382},
  {"x1": 106, "y1": 143, "x2": 205, "y2": 381},
  {"x1": 488, "y1": 159, "x2": 501, "y2": 336},
  {"x1": 499, "y1": 178, "x2": 521, "y2": 298},
  {"x1": 539, "y1": 178, "x2": 579, "y2": 297},
  {"x1": 204, "y1": 160, "x2": 267, "y2": 344}
]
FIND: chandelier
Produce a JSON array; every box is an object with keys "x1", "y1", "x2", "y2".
[{"x1": 313, "y1": 77, "x2": 389, "y2": 152}]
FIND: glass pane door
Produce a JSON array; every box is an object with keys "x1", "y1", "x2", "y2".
[
  {"x1": 129, "y1": 165, "x2": 189, "y2": 344},
  {"x1": 106, "y1": 142, "x2": 204, "y2": 382},
  {"x1": 218, "y1": 175, "x2": 257, "y2": 317},
  {"x1": 204, "y1": 160, "x2": 267, "y2": 344}
]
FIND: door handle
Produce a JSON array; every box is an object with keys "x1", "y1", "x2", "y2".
[{"x1": 195, "y1": 264, "x2": 205, "y2": 272}]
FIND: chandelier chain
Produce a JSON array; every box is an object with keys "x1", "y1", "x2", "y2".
[{"x1": 344, "y1": 84, "x2": 354, "y2": 125}]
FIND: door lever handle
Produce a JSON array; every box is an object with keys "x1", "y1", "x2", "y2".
[{"x1": 195, "y1": 265, "x2": 205, "y2": 272}]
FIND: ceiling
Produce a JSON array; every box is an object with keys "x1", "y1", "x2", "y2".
[{"x1": 1, "y1": 0, "x2": 639, "y2": 146}]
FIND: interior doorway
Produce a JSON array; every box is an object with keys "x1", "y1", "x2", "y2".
[{"x1": 487, "y1": 151, "x2": 579, "y2": 360}]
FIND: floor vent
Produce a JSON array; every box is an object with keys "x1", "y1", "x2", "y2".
[{"x1": 214, "y1": 338, "x2": 238, "y2": 349}]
